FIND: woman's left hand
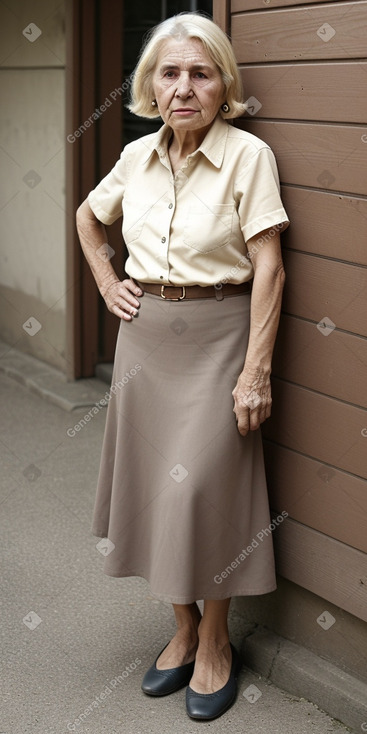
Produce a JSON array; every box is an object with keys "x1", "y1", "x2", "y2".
[{"x1": 232, "y1": 367, "x2": 272, "y2": 436}]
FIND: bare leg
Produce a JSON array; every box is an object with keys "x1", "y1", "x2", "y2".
[
  {"x1": 189, "y1": 598, "x2": 232, "y2": 693},
  {"x1": 156, "y1": 602, "x2": 202, "y2": 670}
]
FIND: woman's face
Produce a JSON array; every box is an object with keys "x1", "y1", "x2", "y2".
[{"x1": 152, "y1": 38, "x2": 226, "y2": 134}]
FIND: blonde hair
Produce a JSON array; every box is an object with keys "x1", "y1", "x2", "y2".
[{"x1": 128, "y1": 13, "x2": 246, "y2": 120}]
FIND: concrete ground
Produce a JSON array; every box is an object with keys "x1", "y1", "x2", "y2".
[{"x1": 0, "y1": 369, "x2": 355, "y2": 734}]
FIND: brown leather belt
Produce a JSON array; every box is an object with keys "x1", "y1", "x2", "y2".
[{"x1": 135, "y1": 280, "x2": 252, "y2": 301}]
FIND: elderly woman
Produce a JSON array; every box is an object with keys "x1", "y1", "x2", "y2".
[{"x1": 76, "y1": 12, "x2": 289, "y2": 721}]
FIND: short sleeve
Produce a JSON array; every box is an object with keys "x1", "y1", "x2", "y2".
[
  {"x1": 87, "y1": 148, "x2": 130, "y2": 225},
  {"x1": 236, "y1": 146, "x2": 289, "y2": 243}
]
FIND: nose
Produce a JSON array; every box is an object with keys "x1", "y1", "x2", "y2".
[{"x1": 175, "y1": 72, "x2": 193, "y2": 98}]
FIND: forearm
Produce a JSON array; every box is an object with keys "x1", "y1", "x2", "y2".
[
  {"x1": 244, "y1": 262, "x2": 285, "y2": 375},
  {"x1": 76, "y1": 199, "x2": 119, "y2": 298}
]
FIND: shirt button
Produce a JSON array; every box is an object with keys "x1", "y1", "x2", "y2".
[
  {"x1": 160, "y1": 275, "x2": 164, "y2": 279},
  {"x1": 161, "y1": 236, "x2": 166, "y2": 243},
  {"x1": 168, "y1": 203, "x2": 173, "y2": 209}
]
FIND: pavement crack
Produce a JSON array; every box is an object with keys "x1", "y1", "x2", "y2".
[{"x1": 268, "y1": 640, "x2": 282, "y2": 679}]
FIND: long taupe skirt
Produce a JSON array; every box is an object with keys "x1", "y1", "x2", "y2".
[{"x1": 92, "y1": 291, "x2": 276, "y2": 603}]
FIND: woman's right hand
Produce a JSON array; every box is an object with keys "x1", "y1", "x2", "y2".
[{"x1": 101, "y1": 278, "x2": 143, "y2": 321}]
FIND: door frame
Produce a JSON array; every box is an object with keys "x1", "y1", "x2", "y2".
[{"x1": 65, "y1": 0, "x2": 124, "y2": 378}]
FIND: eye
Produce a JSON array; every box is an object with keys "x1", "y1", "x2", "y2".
[
  {"x1": 194, "y1": 72, "x2": 207, "y2": 79},
  {"x1": 163, "y1": 70, "x2": 176, "y2": 78}
]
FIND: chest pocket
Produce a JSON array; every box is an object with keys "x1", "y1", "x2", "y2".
[
  {"x1": 122, "y1": 200, "x2": 150, "y2": 244},
  {"x1": 183, "y1": 202, "x2": 234, "y2": 253}
]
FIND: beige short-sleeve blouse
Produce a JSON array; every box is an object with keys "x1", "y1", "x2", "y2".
[{"x1": 87, "y1": 115, "x2": 289, "y2": 287}]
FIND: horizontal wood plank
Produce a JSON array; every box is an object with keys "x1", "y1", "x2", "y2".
[
  {"x1": 239, "y1": 62, "x2": 367, "y2": 124},
  {"x1": 281, "y1": 250, "x2": 367, "y2": 336},
  {"x1": 236, "y1": 120, "x2": 367, "y2": 196},
  {"x1": 280, "y1": 187, "x2": 367, "y2": 266},
  {"x1": 272, "y1": 314, "x2": 367, "y2": 407},
  {"x1": 232, "y1": 2, "x2": 367, "y2": 63},
  {"x1": 262, "y1": 379, "x2": 367, "y2": 478},
  {"x1": 232, "y1": 0, "x2": 334, "y2": 10},
  {"x1": 265, "y1": 442, "x2": 367, "y2": 553},
  {"x1": 272, "y1": 516, "x2": 367, "y2": 622}
]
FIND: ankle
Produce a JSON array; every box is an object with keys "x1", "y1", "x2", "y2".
[
  {"x1": 174, "y1": 603, "x2": 201, "y2": 633},
  {"x1": 175, "y1": 622, "x2": 200, "y2": 644},
  {"x1": 197, "y1": 622, "x2": 229, "y2": 647}
]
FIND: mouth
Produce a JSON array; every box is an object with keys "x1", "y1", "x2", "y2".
[{"x1": 171, "y1": 108, "x2": 198, "y2": 115}]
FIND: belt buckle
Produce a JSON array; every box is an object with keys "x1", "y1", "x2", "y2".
[{"x1": 160, "y1": 285, "x2": 186, "y2": 301}]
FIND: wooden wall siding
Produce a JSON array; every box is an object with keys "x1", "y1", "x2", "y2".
[
  {"x1": 266, "y1": 444, "x2": 367, "y2": 553},
  {"x1": 214, "y1": 0, "x2": 367, "y2": 619},
  {"x1": 238, "y1": 120, "x2": 367, "y2": 196},
  {"x1": 231, "y1": 2, "x2": 367, "y2": 63},
  {"x1": 232, "y1": 0, "x2": 340, "y2": 9},
  {"x1": 272, "y1": 315, "x2": 367, "y2": 408},
  {"x1": 272, "y1": 516, "x2": 367, "y2": 624},
  {"x1": 279, "y1": 188, "x2": 367, "y2": 266},
  {"x1": 239, "y1": 63, "x2": 367, "y2": 123},
  {"x1": 262, "y1": 379, "x2": 367, "y2": 478},
  {"x1": 281, "y1": 251, "x2": 367, "y2": 336}
]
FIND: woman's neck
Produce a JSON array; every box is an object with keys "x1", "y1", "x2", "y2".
[
  {"x1": 168, "y1": 125, "x2": 210, "y2": 159},
  {"x1": 167, "y1": 124, "x2": 211, "y2": 174}
]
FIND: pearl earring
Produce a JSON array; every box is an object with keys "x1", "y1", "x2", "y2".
[
  {"x1": 152, "y1": 99, "x2": 157, "y2": 107},
  {"x1": 221, "y1": 102, "x2": 230, "y2": 113}
]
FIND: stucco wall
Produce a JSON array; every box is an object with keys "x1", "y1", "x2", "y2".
[{"x1": 0, "y1": 1, "x2": 66, "y2": 371}]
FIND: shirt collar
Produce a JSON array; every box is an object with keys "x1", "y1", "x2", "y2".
[{"x1": 141, "y1": 114, "x2": 229, "y2": 169}]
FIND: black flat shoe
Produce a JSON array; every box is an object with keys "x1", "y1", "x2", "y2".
[
  {"x1": 186, "y1": 643, "x2": 242, "y2": 720},
  {"x1": 141, "y1": 643, "x2": 196, "y2": 697}
]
